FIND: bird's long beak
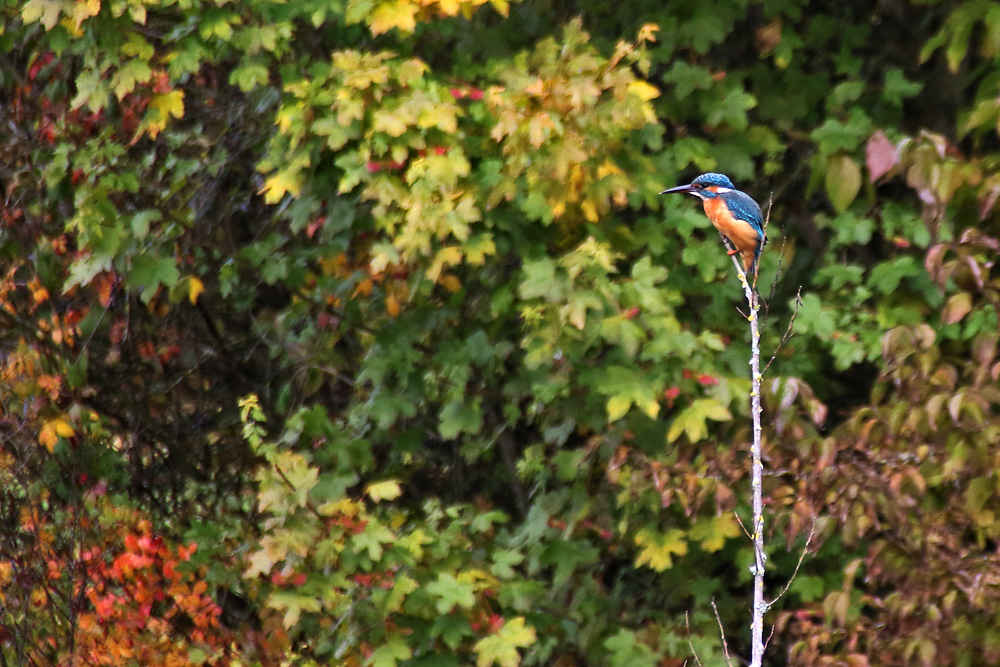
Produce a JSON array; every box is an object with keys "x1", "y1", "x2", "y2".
[{"x1": 659, "y1": 184, "x2": 695, "y2": 195}]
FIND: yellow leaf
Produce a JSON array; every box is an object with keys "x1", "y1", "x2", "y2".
[
  {"x1": 637, "y1": 23, "x2": 659, "y2": 43},
  {"x1": 39, "y1": 418, "x2": 75, "y2": 452},
  {"x1": 373, "y1": 108, "x2": 412, "y2": 137},
  {"x1": 54, "y1": 419, "x2": 75, "y2": 437},
  {"x1": 606, "y1": 395, "x2": 631, "y2": 421},
  {"x1": 367, "y1": 480, "x2": 402, "y2": 502},
  {"x1": 143, "y1": 90, "x2": 185, "y2": 139},
  {"x1": 369, "y1": 0, "x2": 419, "y2": 36},
  {"x1": 386, "y1": 292, "x2": 400, "y2": 316},
  {"x1": 59, "y1": 15, "x2": 84, "y2": 37},
  {"x1": 627, "y1": 80, "x2": 660, "y2": 101},
  {"x1": 187, "y1": 276, "x2": 205, "y2": 305},
  {"x1": 580, "y1": 200, "x2": 599, "y2": 222},
  {"x1": 634, "y1": 527, "x2": 687, "y2": 571},
  {"x1": 317, "y1": 498, "x2": 361, "y2": 517},
  {"x1": 437, "y1": 0, "x2": 462, "y2": 16},
  {"x1": 22, "y1": 0, "x2": 67, "y2": 30},
  {"x1": 72, "y1": 0, "x2": 100, "y2": 28},
  {"x1": 428, "y1": 246, "x2": 463, "y2": 282},
  {"x1": 439, "y1": 274, "x2": 462, "y2": 293},
  {"x1": 260, "y1": 169, "x2": 303, "y2": 204},
  {"x1": 474, "y1": 616, "x2": 536, "y2": 667},
  {"x1": 596, "y1": 159, "x2": 623, "y2": 180}
]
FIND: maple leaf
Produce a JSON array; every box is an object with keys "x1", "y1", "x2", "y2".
[
  {"x1": 689, "y1": 514, "x2": 742, "y2": 553},
  {"x1": 474, "y1": 617, "x2": 537, "y2": 667},
  {"x1": 368, "y1": 0, "x2": 419, "y2": 36},
  {"x1": 260, "y1": 169, "x2": 304, "y2": 204},
  {"x1": 21, "y1": 0, "x2": 67, "y2": 30},
  {"x1": 72, "y1": 0, "x2": 100, "y2": 29},
  {"x1": 634, "y1": 527, "x2": 687, "y2": 571},
  {"x1": 142, "y1": 90, "x2": 185, "y2": 139}
]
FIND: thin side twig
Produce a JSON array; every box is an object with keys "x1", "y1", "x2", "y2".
[
  {"x1": 685, "y1": 611, "x2": 704, "y2": 667},
  {"x1": 769, "y1": 520, "x2": 818, "y2": 606},
  {"x1": 710, "y1": 598, "x2": 734, "y2": 667},
  {"x1": 763, "y1": 286, "x2": 803, "y2": 376},
  {"x1": 733, "y1": 509, "x2": 751, "y2": 541}
]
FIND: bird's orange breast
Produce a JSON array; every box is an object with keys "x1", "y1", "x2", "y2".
[
  {"x1": 702, "y1": 197, "x2": 762, "y2": 273},
  {"x1": 703, "y1": 199, "x2": 757, "y2": 245}
]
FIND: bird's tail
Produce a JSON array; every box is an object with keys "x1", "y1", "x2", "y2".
[{"x1": 742, "y1": 247, "x2": 760, "y2": 279}]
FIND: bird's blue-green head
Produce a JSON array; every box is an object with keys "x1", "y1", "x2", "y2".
[{"x1": 660, "y1": 172, "x2": 736, "y2": 199}]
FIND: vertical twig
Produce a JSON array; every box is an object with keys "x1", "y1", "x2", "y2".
[{"x1": 732, "y1": 256, "x2": 766, "y2": 667}]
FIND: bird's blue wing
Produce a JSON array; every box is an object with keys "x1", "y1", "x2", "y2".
[{"x1": 722, "y1": 191, "x2": 765, "y2": 240}]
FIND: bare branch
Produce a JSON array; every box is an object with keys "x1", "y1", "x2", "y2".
[
  {"x1": 685, "y1": 611, "x2": 704, "y2": 667},
  {"x1": 733, "y1": 509, "x2": 751, "y2": 541},
  {"x1": 763, "y1": 287, "x2": 803, "y2": 376},
  {"x1": 711, "y1": 598, "x2": 735, "y2": 667},
  {"x1": 768, "y1": 520, "x2": 818, "y2": 607}
]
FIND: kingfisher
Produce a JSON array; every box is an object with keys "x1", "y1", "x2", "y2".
[{"x1": 661, "y1": 173, "x2": 767, "y2": 278}]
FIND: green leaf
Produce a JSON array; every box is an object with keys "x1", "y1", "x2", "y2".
[
  {"x1": 595, "y1": 366, "x2": 662, "y2": 421},
  {"x1": 666, "y1": 398, "x2": 731, "y2": 443},
  {"x1": 811, "y1": 115, "x2": 869, "y2": 154},
  {"x1": 113, "y1": 59, "x2": 153, "y2": 99},
  {"x1": 126, "y1": 253, "x2": 180, "y2": 303},
  {"x1": 883, "y1": 68, "x2": 923, "y2": 106},
  {"x1": 826, "y1": 154, "x2": 862, "y2": 213},
  {"x1": 439, "y1": 399, "x2": 483, "y2": 439},
  {"x1": 519, "y1": 258, "x2": 561, "y2": 301},
  {"x1": 868, "y1": 256, "x2": 921, "y2": 294},
  {"x1": 795, "y1": 293, "x2": 836, "y2": 337},
  {"x1": 661, "y1": 61, "x2": 712, "y2": 98},
  {"x1": 790, "y1": 575, "x2": 827, "y2": 602},
  {"x1": 72, "y1": 68, "x2": 112, "y2": 112},
  {"x1": 229, "y1": 61, "x2": 270, "y2": 92},
  {"x1": 689, "y1": 514, "x2": 741, "y2": 552},
  {"x1": 605, "y1": 629, "x2": 659, "y2": 667},
  {"x1": 371, "y1": 634, "x2": 413, "y2": 667},
  {"x1": 131, "y1": 209, "x2": 162, "y2": 240},
  {"x1": 431, "y1": 614, "x2": 472, "y2": 650},
  {"x1": 426, "y1": 573, "x2": 476, "y2": 614},
  {"x1": 269, "y1": 589, "x2": 322, "y2": 629}
]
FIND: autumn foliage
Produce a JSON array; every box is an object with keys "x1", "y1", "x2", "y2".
[{"x1": 2, "y1": 0, "x2": 1000, "y2": 665}]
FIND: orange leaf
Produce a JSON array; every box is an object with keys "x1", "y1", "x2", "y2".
[{"x1": 386, "y1": 292, "x2": 400, "y2": 317}]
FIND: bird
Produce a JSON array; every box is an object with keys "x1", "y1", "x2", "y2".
[{"x1": 660, "y1": 173, "x2": 767, "y2": 278}]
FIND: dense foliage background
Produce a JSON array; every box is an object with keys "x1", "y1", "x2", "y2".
[{"x1": 1, "y1": 0, "x2": 999, "y2": 664}]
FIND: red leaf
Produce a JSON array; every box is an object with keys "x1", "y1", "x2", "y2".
[{"x1": 866, "y1": 130, "x2": 898, "y2": 182}]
